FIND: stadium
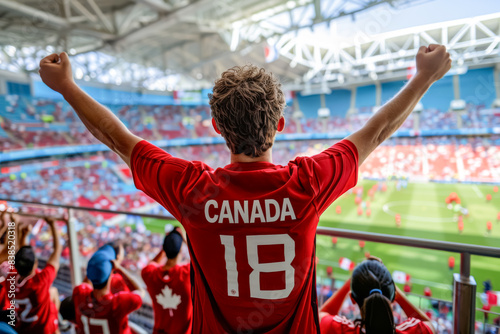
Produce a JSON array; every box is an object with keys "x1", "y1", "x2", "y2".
[{"x1": 0, "y1": 0, "x2": 500, "y2": 333}]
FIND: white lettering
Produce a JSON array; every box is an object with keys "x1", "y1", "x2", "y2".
[
  {"x1": 204, "y1": 198, "x2": 296, "y2": 224},
  {"x1": 205, "y1": 200, "x2": 218, "y2": 223},
  {"x1": 250, "y1": 200, "x2": 265, "y2": 223},
  {"x1": 219, "y1": 200, "x2": 234, "y2": 224},
  {"x1": 281, "y1": 198, "x2": 296, "y2": 221},
  {"x1": 265, "y1": 199, "x2": 280, "y2": 222},
  {"x1": 234, "y1": 200, "x2": 249, "y2": 224}
]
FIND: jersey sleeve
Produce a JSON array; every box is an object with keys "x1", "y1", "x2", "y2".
[
  {"x1": 114, "y1": 292, "x2": 143, "y2": 317},
  {"x1": 320, "y1": 315, "x2": 356, "y2": 333},
  {"x1": 141, "y1": 263, "x2": 159, "y2": 284},
  {"x1": 130, "y1": 140, "x2": 196, "y2": 220},
  {"x1": 72, "y1": 283, "x2": 92, "y2": 307},
  {"x1": 33, "y1": 263, "x2": 57, "y2": 287},
  {"x1": 396, "y1": 318, "x2": 434, "y2": 334},
  {"x1": 111, "y1": 273, "x2": 130, "y2": 294},
  {"x1": 300, "y1": 139, "x2": 358, "y2": 215}
]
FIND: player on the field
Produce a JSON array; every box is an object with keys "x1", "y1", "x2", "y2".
[
  {"x1": 320, "y1": 257, "x2": 436, "y2": 334},
  {"x1": 72, "y1": 245, "x2": 144, "y2": 334},
  {"x1": 13, "y1": 217, "x2": 62, "y2": 334},
  {"x1": 142, "y1": 228, "x2": 192, "y2": 334},
  {"x1": 39, "y1": 44, "x2": 451, "y2": 333}
]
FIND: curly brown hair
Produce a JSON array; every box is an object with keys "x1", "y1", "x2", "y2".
[{"x1": 209, "y1": 65, "x2": 286, "y2": 158}]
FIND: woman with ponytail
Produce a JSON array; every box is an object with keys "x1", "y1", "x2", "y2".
[{"x1": 320, "y1": 257, "x2": 436, "y2": 334}]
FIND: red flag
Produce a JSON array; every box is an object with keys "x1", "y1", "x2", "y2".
[
  {"x1": 393, "y1": 270, "x2": 411, "y2": 284},
  {"x1": 339, "y1": 257, "x2": 355, "y2": 271},
  {"x1": 487, "y1": 291, "x2": 500, "y2": 306}
]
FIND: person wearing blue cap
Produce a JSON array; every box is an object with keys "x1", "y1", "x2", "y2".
[
  {"x1": 142, "y1": 227, "x2": 192, "y2": 334},
  {"x1": 96, "y1": 241, "x2": 132, "y2": 295},
  {"x1": 319, "y1": 257, "x2": 436, "y2": 334},
  {"x1": 72, "y1": 244, "x2": 144, "y2": 334}
]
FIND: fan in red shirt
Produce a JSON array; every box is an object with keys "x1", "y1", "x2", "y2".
[
  {"x1": 141, "y1": 228, "x2": 192, "y2": 334},
  {"x1": 59, "y1": 241, "x2": 131, "y2": 328},
  {"x1": 73, "y1": 245, "x2": 144, "y2": 334},
  {"x1": 39, "y1": 44, "x2": 451, "y2": 333},
  {"x1": 0, "y1": 211, "x2": 32, "y2": 311},
  {"x1": 320, "y1": 257, "x2": 436, "y2": 334},
  {"x1": 12, "y1": 217, "x2": 62, "y2": 334}
]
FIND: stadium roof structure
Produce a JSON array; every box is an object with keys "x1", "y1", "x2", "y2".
[{"x1": 0, "y1": 0, "x2": 499, "y2": 92}]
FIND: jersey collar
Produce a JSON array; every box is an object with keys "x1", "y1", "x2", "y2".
[{"x1": 224, "y1": 161, "x2": 278, "y2": 171}]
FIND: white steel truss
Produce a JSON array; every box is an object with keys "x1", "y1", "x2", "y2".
[
  {"x1": 279, "y1": 12, "x2": 500, "y2": 89},
  {"x1": 0, "y1": 0, "x2": 499, "y2": 91}
]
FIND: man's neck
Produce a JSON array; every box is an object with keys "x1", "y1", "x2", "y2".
[
  {"x1": 162, "y1": 258, "x2": 179, "y2": 271},
  {"x1": 230, "y1": 149, "x2": 273, "y2": 164}
]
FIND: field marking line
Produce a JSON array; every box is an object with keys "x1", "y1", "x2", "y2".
[{"x1": 472, "y1": 185, "x2": 483, "y2": 198}]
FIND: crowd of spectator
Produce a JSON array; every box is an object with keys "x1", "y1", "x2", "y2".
[
  {"x1": 1, "y1": 95, "x2": 500, "y2": 152},
  {"x1": 1, "y1": 136, "x2": 499, "y2": 216},
  {"x1": 1, "y1": 94, "x2": 499, "y2": 333}
]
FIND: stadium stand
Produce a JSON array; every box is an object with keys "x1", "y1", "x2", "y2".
[
  {"x1": 2, "y1": 1, "x2": 500, "y2": 333},
  {"x1": 1, "y1": 68, "x2": 499, "y2": 152}
]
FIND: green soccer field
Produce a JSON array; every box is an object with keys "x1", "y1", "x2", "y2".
[
  {"x1": 140, "y1": 180, "x2": 500, "y2": 318},
  {"x1": 315, "y1": 180, "x2": 500, "y2": 319}
]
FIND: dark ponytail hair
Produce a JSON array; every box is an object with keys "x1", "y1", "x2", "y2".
[{"x1": 351, "y1": 259, "x2": 396, "y2": 334}]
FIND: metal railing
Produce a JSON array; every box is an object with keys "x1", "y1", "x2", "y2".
[{"x1": 4, "y1": 198, "x2": 500, "y2": 334}]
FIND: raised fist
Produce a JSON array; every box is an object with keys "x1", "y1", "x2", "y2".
[
  {"x1": 39, "y1": 52, "x2": 75, "y2": 95},
  {"x1": 416, "y1": 44, "x2": 452, "y2": 83}
]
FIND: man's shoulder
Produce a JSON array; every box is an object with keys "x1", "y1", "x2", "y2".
[
  {"x1": 142, "y1": 262, "x2": 161, "y2": 277},
  {"x1": 173, "y1": 263, "x2": 191, "y2": 278},
  {"x1": 134, "y1": 140, "x2": 213, "y2": 170},
  {"x1": 396, "y1": 318, "x2": 430, "y2": 333},
  {"x1": 73, "y1": 283, "x2": 92, "y2": 297},
  {"x1": 113, "y1": 290, "x2": 142, "y2": 307}
]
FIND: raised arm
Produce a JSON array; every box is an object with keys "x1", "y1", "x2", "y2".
[
  {"x1": 0, "y1": 212, "x2": 10, "y2": 262},
  {"x1": 395, "y1": 285, "x2": 436, "y2": 333},
  {"x1": 319, "y1": 277, "x2": 351, "y2": 320},
  {"x1": 17, "y1": 219, "x2": 32, "y2": 248},
  {"x1": 346, "y1": 44, "x2": 451, "y2": 165},
  {"x1": 112, "y1": 260, "x2": 145, "y2": 298},
  {"x1": 149, "y1": 247, "x2": 166, "y2": 265},
  {"x1": 46, "y1": 217, "x2": 62, "y2": 272},
  {"x1": 0, "y1": 212, "x2": 9, "y2": 247},
  {"x1": 38, "y1": 53, "x2": 142, "y2": 167}
]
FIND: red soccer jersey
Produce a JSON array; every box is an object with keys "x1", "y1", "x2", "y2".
[
  {"x1": 13, "y1": 264, "x2": 58, "y2": 334},
  {"x1": 141, "y1": 262, "x2": 192, "y2": 334},
  {"x1": 73, "y1": 283, "x2": 142, "y2": 334},
  {"x1": 131, "y1": 139, "x2": 358, "y2": 333},
  {"x1": 110, "y1": 273, "x2": 131, "y2": 295},
  {"x1": 321, "y1": 315, "x2": 433, "y2": 334},
  {"x1": 0, "y1": 261, "x2": 11, "y2": 310}
]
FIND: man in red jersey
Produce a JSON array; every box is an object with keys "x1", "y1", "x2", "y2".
[
  {"x1": 12, "y1": 217, "x2": 62, "y2": 334},
  {"x1": 96, "y1": 241, "x2": 132, "y2": 294},
  {"x1": 39, "y1": 44, "x2": 451, "y2": 333},
  {"x1": 0, "y1": 212, "x2": 32, "y2": 311},
  {"x1": 73, "y1": 244, "x2": 144, "y2": 334},
  {"x1": 142, "y1": 228, "x2": 192, "y2": 334}
]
